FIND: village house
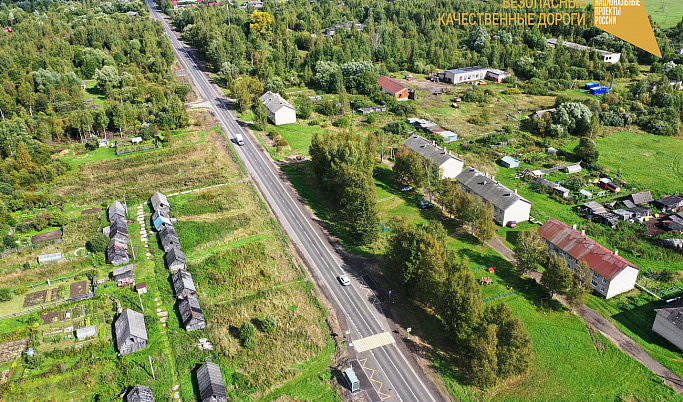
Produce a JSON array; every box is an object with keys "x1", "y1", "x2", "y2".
[
  {"x1": 378, "y1": 76, "x2": 414, "y2": 100},
  {"x1": 179, "y1": 294, "x2": 206, "y2": 332},
  {"x1": 126, "y1": 385, "x2": 155, "y2": 402},
  {"x1": 538, "y1": 218, "x2": 639, "y2": 298},
  {"x1": 323, "y1": 21, "x2": 366, "y2": 37},
  {"x1": 652, "y1": 301, "x2": 683, "y2": 351},
  {"x1": 165, "y1": 247, "x2": 187, "y2": 271},
  {"x1": 623, "y1": 190, "x2": 653, "y2": 208},
  {"x1": 197, "y1": 362, "x2": 227, "y2": 402},
  {"x1": 150, "y1": 192, "x2": 170, "y2": 213},
  {"x1": 106, "y1": 219, "x2": 129, "y2": 243},
  {"x1": 547, "y1": 38, "x2": 621, "y2": 63},
  {"x1": 455, "y1": 167, "x2": 532, "y2": 226},
  {"x1": 114, "y1": 309, "x2": 148, "y2": 355},
  {"x1": 654, "y1": 196, "x2": 683, "y2": 213},
  {"x1": 662, "y1": 213, "x2": 683, "y2": 233},
  {"x1": 173, "y1": 269, "x2": 197, "y2": 299},
  {"x1": 135, "y1": 282, "x2": 147, "y2": 294},
  {"x1": 402, "y1": 135, "x2": 464, "y2": 179},
  {"x1": 260, "y1": 91, "x2": 296, "y2": 125}
]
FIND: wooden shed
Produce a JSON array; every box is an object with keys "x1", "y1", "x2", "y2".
[
  {"x1": 114, "y1": 309, "x2": 148, "y2": 355},
  {"x1": 196, "y1": 362, "x2": 227, "y2": 402}
]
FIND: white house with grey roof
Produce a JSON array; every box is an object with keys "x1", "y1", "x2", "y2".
[
  {"x1": 402, "y1": 135, "x2": 464, "y2": 179},
  {"x1": 260, "y1": 91, "x2": 296, "y2": 126},
  {"x1": 197, "y1": 362, "x2": 227, "y2": 402},
  {"x1": 114, "y1": 309, "x2": 148, "y2": 355},
  {"x1": 456, "y1": 167, "x2": 531, "y2": 226}
]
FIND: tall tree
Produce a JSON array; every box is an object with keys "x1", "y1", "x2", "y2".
[
  {"x1": 514, "y1": 229, "x2": 546, "y2": 275},
  {"x1": 484, "y1": 303, "x2": 532, "y2": 378},
  {"x1": 437, "y1": 255, "x2": 482, "y2": 340},
  {"x1": 541, "y1": 254, "x2": 573, "y2": 297},
  {"x1": 15, "y1": 141, "x2": 33, "y2": 171},
  {"x1": 466, "y1": 323, "x2": 499, "y2": 388},
  {"x1": 470, "y1": 198, "x2": 496, "y2": 244},
  {"x1": 573, "y1": 137, "x2": 599, "y2": 164}
]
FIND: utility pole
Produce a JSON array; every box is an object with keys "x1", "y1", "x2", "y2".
[
  {"x1": 226, "y1": 2, "x2": 230, "y2": 25},
  {"x1": 148, "y1": 355, "x2": 156, "y2": 379}
]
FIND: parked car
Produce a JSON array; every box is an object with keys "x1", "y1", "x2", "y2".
[
  {"x1": 418, "y1": 200, "x2": 435, "y2": 210},
  {"x1": 401, "y1": 186, "x2": 413, "y2": 192},
  {"x1": 338, "y1": 275, "x2": 351, "y2": 286},
  {"x1": 507, "y1": 221, "x2": 517, "y2": 228}
]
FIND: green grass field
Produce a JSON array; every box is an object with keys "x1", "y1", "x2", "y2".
[{"x1": 576, "y1": 131, "x2": 683, "y2": 195}]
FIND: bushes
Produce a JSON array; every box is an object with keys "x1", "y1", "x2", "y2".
[
  {"x1": 261, "y1": 314, "x2": 277, "y2": 333},
  {"x1": 0, "y1": 288, "x2": 12, "y2": 302},
  {"x1": 240, "y1": 321, "x2": 256, "y2": 349},
  {"x1": 333, "y1": 116, "x2": 350, "y2": 128},
  {"x1": 86, "y1": 233, "x2": 110, "y2": 253}
]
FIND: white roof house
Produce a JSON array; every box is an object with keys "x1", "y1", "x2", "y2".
[
  {"x1": 402, "y1": 135, "x2": 464, "y2": 179},
  {"x1": 455, "y1": 167, "x2": 531, "y2": 226},
  {"x1": 260, "y1": 92, "x2": 296, "y2": 126}
]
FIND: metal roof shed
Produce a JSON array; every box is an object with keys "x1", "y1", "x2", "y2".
[
  {"x1": 500, "y1": 156, "x2": 520, "y2": 169},
  {"x1": 196, "y1": 362, "x2": 227, "y2": 402},
  {"x1": 126, "y1": 384, "x2": 155, "y2": 402}
]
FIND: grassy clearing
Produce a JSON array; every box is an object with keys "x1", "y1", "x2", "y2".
[
  {"x1": 51, "y1": 113, "x2": 236, "y2": 207},
  {"x1": 569, "y1": 130, "x2": 683, "y2": 195}
]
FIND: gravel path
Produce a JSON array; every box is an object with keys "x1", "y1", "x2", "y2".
[{"x1": 486, "y1": 235, "x2": 683, "y2": 395}]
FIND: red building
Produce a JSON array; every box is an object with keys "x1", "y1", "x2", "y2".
[{"x1": 378, "y1": 76, "x2": 414, "y2": 101}]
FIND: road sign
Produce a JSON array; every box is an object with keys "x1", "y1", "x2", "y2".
[
  {"x1": 407, "y1": 327, "x2": 412, "y2": 333},
  {"x1": 345, "y1": 330, "x2": 351, "y2": 335}
]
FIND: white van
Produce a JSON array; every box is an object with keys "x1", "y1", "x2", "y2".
[{"x1": 235, "y1": 133, "x2": 245, "y2": 146}]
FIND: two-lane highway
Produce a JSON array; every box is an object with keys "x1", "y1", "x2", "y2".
[{"x1": 144, "y1": 2, "x2": 442, "y2": 400}]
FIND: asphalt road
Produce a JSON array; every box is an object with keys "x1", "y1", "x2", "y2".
[{"x1": 144, "y1": 2, "x2": 441, "y2": 400}]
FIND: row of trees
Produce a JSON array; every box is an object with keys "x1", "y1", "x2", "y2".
[
  {"x1": 384, "y1": 220, "x2": 531, "y2": 387},
  {"x1": 309, "y1": 131, "x2": 379, "y2": 245},
  {"x1": 393, "y1": 149, "x2": 496, "y2": 243},
  {"x1": 515, "y1": 230, "x2": 592, "y2": 308}
]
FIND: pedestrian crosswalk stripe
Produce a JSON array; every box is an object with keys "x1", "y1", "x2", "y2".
[{"x1": 353, "y1": 331, "x2": 395, "y2": 353}]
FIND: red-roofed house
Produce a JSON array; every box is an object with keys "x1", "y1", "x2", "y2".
[
  {"x1": 378, "y1": 76, "x2": 414, "y2": 101},
  {"x1": 537, "y1": 218, "x2": 639, "y2": 298}
]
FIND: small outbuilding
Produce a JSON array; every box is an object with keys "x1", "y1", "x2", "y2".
[
  {"x1": 654, "y1": 196, "x2": 683, "y2": 213},
  {"x1": 196, "y1": 362, "x2": 227, "y2": 402},
  {"x1": 150, "y1": 192, "x2": 170, "y2": 213},
  {"x1": 126, "y1": 384, "x2": 155, "y2": 402},
  {"x1": 499, "y1": 156, "x2": 520, "y2": 169},
  {"x1": 173, "y1": 269, "x2": 197, "y2": 299},
  {"x1": 579, "y1": 189, "x2": 593, "y2": 199},
  {"x1": 76, "y1": 325, "x2": 97, "y2": 340},
  {"x1": 159, "y1": 226, "x2": 181, "y2": 252},
  {"x1": 114, "y1": 309, "x2": 148, "y2": 355},
  {"x1": 564, "y1": 163, "x2": 582, "y2": 174},
  {"x1": 624, "y1": 190, "x2": 653, "y2": 206},
  {"x1": 108, "y1": 201, "x2": 127, "y2": 222},
  {"x1": 112, "y1": 264, "x2": 134, "y2": 286},
  {"x1": 179, "y1": 295, "x2": 206, "y2": 332},
  {"x1": 135, "y1": 282, "x2": 147, "y2": 294},
  {"x1": 165, "y1": 247, "x2": 187, "y2": 271}
]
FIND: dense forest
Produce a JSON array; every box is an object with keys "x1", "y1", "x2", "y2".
[{"x1": 0, "y1": 0, "x2": 188, "y2": 221}]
